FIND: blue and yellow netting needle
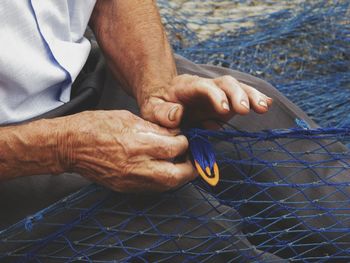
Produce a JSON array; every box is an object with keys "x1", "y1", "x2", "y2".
[
  {"x1": 186, "y1": 129, "x2": 220, "y2": 186},
  {"x1": 194, "y1": 160, "x2": 219, "y2": 186}
]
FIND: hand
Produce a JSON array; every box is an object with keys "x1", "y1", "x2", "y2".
[
  {"x1": 139, "y1": 74, "x2": 273, "y2": 129},
  {"x1": 57, "y1": 110, "x2": 196, "y2": 192}
]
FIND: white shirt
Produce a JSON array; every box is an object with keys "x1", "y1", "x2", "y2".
[{"x1": 0, "y1": 0, "x2": 96, "y2": 124}]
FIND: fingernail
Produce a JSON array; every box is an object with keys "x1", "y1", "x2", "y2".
[
  {"x1": 168, "y1": 106, "x2": 179, "y2": 121},
  {"x1": 240, "y1": 100, "x2": 249, "y2": 109},
  {"x1": 222, "y1": 101, "x2": 230, "y2": 111},
  {"x1": 259, "y1": 99, "x2": 268, "y2": 108}
]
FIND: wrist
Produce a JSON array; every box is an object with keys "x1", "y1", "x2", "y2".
[
  {"x1": 27, "y1": 118, "x2": 68, "y2": 175},
  {"x1": 55, "y1": 116, "x2": 77, "y2": 174},
  {"x1": 136, "y1": 73, "x2": 177, "y2": 109},
  {"x1": 136, "y1": 54, "x2": 177, "y2": 106},
  {"x1": 0, "y1": 118, "x2": 67, "y2": 181}
]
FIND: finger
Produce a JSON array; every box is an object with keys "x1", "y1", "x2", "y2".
[
  {"x1": 239, "y1": 82, "x2": 272, "y2": 114},
  {"x1": 135, "y1": 133, "x2": 189, "y2": 159},
  {"x1": 140, "y1": 97, "x2": 184, "y2": 129},
  {"x1": 134, "y1": 112, "x2": 182, "y2": 137},
  {"x1": 142, "y1": 159, "x2": 197, "y2": 191},
  {"x1": 214, "y1": 76, "x2": 250, "y2": 115},
  {"x1": 150, "y1": 100, "x2": 184, "y2": 129},
  {"x1": 116, "y1": 109, "x2": 179, "y2": 135},
  {"x1": 175, "y1": 77, "x2": 230, "y2": 114}
]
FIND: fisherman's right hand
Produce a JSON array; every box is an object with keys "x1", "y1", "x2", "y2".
[{"x1": 57, "y1": 110, "x2": 196, "y2": 192}]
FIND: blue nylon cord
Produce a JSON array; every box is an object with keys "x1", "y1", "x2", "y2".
[{"x1": 1, "y1": 0, "x2": 349, "y2": 261}]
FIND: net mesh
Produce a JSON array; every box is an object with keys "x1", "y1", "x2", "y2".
[
  {"x1": 1, "y1": 0, "x2": 350, "y2": 262},
  {"x1": 2, "y1": 128, "x2": 350, "y2": 262},
  {"x1": 159, "y1": 0, "x2": 350, "y2": 127}
]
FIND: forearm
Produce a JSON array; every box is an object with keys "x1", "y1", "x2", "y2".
[
  {"x1": 90, "y1": 0, "x2": 176, "y2": 104},
  {"x1": 0, "y1": 119, "x2": 65, "y2": 181}
]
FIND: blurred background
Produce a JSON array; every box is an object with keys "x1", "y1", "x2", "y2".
[{"x1": 158, "y1": 0, "x2": 350, "y2": 127}]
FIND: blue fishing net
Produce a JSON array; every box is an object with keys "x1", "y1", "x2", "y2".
[
  {"x1": 159, "y1": 0, "x2": 350, "y2": 127},
  {"x1": 1, "y1": 0, "x2": 349, "y2": 262},
  {"x1": 2, "y1": 127, "x2": 350, "y2": 262}
]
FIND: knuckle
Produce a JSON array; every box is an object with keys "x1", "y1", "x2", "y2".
[
  {"x1": 139, "y1": 106, "x2": 148, "y2": 115},
  {"x1": 164, "y1": 172, "x2": 178, "y2": 189},
  {"x1": 221, "y1": 75, "x2": 236, "y2": 83},
  {"x1": 119, "y1": 161, "x2": 133, "y2": 176},
  {"x1": 194, "y1": 77, "x2": 205, "y2": 86},
  {"x1": 143, "y1": 120, "x2": 155, "y2": 130},
  {"x1": 240, "y1": 82, "x2": 256, "y2": 93},
  {"x1": 179, "y1": 135, "x2": 189, "y2": 148},
  {"x1": 191, "y1": 74, "x2": 201, "y2": 80},
  {"x1": 192, "y1": 75, "x2": 205, "y2": 86},
  {"x1": 167, "y1": 145, "x2": 175, "y2": 157},
  {"x1": 247, "y1": 87, "x2": 260, "y2": 97},
  {"x1": 164, "y1": 143, "x2": 176, "y2": 157},
  {"x1": 199, "y1": 79, "x2": 220, "y2": 94},
  {"x1": 120, "y1": 110, "x2": 139, "y2": 122},
  {"x1": 119, "y1": 109, "x2": 132, "y2": 117},
  {"x1": 180, "y1": 74, "x2": 197, "y2": 84},
  {"x1": 181, "y1": 73, "x2": 192, "y2": 79}
]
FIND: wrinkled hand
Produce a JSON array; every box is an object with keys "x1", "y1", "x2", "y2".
[
  {"x1": 58, "y1": 110, "x2": 196, "y2": 192},
  {"x1": 140, "y1": 74, "x2": 272, "y2": 129}
]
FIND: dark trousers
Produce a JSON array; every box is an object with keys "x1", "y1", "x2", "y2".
[{"x1": 0, "y1": 51, "x2": 348, "y2": 262}]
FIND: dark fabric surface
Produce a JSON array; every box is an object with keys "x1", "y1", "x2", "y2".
[{"x1": 1, "y1": 51, "x2": 346, "y2": 261}]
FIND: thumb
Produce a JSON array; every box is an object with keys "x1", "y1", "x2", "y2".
[{"x1": 141, "y1": 97, "x2": 184, "y2": 128}]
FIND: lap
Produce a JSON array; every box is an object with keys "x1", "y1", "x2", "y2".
[
  {"x1": 97, "y1": 54, "x2": 315, "y2": 132},
  {"x1": 176, "y1": 57, "x2": 350, "y2": 257},
  {"x1": 0, "y1": 53, "x2": 333, "y2": 261},
  {"x1": 0, "y1": 173, "x2": 90, "y2": 229}
]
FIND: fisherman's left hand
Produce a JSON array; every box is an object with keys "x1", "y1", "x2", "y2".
[{"x1": 139, "y1": 74, "x2": 273, "y2": 129}]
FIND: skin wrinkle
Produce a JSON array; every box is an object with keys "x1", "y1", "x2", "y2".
[
  {"x1": 0, "y1": 118, "x2": 64, "y2": 181},
  {"x1": 57, "y1": 124, "x2": 76, "y2": 172},
  {"x1": 0, "y1": 0, "x2": 270, "y2": 193},
  {"x1": 61, "y1": 110, "x2": 194, "y2": 192},
  {"x1": 91, "y1": 0, "x2": 176, "y2": 104}
]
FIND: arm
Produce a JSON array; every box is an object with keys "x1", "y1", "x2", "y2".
[
  {"x1": 90, "y1": 0, "x2": 272, "y2": 129},
  {"x1": 0, "y1": 111, "x2": 195, "y2": 192},
  {"x1": 90, "y1": 0, "x2": 176, "y2": 106},
  {"x1": 0, "y1": 1, "x2": 196, "y2": 191}
]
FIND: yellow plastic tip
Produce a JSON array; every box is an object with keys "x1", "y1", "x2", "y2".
[
  {"x1": 194, "y1": 161, "x2": 220, "y2": 186},
  {"x1": 205, "y1": 166, "x2": 212, "y2": 176}
]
